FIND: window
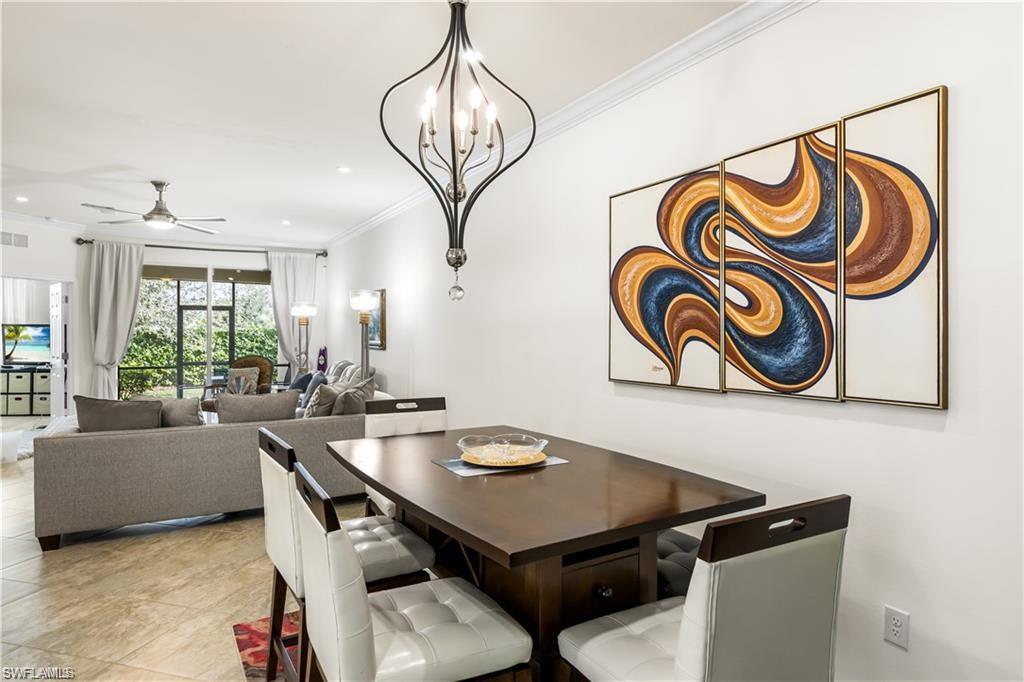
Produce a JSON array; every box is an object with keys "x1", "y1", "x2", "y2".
[{"x1": 118, "y1": 266, "x2": 279, "y2": 400}]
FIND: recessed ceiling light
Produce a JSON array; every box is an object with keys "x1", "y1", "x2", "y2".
[
  {"x1": 14, "y1": 196, "x2": 29, "y2": 203},
  {"x1": 281, "y1": 220, "x2": 291, "y2": 225},
  {"x1": 336, "y1": 166, "x2": 351, "y2": 174}
]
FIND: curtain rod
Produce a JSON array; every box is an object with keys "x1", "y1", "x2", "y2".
[{"x1": 74, "y1": 237, "x2": 327, "y2": 258}]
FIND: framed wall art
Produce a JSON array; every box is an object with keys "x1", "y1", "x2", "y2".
[
  {"x1": 368, "y1": 289, "x2": 387, "y2": 350},
  {"x1": 841, "y1": 87, "x2": 947, "y2": 408},
  {"x1": 722, "y1": 125, "x2": 841, "y2": 401},
  {"x1": 607, "y1": 85, "x2": 947, "y2": 409},
  {"x1": 609, "y1": 165, "x2": 723, "y2": 392}
]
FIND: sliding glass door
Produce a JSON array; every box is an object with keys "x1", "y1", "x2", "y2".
[{"x1": 118, "y1": 266, "x2": 278, "y2": 400}]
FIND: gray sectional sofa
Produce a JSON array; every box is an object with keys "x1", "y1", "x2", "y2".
[{"x1": 33, "y1": 414, "x2": 366, "y2": 550}]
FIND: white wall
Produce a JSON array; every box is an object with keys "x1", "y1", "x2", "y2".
[{"x1": 325, "y1": 2, "x2": 1023, "y2": 680}]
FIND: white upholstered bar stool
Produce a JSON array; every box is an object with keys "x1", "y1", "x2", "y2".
[
  {"x1": 292, "y1": 462, "x2": 533, "y2": 682},
  {"x1": 362, "y1": 397, "x2": 447, "y2": 518},
  {"x1": 258, "y1": 429, "x2": 438, "y2": 681},
  {"x1": 557, "y1": 495, "x2": 851, "y2": 682}
]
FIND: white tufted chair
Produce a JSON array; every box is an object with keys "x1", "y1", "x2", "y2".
[
  {"x1": 258, "y1": 429, "x2": 439, "y2": 681},
  {"x1": 292, "y1": 462, "x2": 533, "y2": 682},
  {"x1": 362, "y1": 398, "x2": 447, "y2": 518},
  {"x1": 558, "y1": 495, "x2": 851, "y2": 682}
]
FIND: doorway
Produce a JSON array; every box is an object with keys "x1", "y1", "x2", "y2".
[{"x1": 1, "y1": 275, "x2": 73, "y2": 462}]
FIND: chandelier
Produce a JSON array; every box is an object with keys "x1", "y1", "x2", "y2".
[{"x1": 379, "y1": 0, "x2": 536, "y2": 300}]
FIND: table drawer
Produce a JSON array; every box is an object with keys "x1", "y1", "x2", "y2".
[{"x1": 562, "y1": 554, "x2": 639, "y2": 626}]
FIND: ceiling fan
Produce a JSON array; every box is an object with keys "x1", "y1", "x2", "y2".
[{"x1": 81, "y1": 180, "x2": 225, "y2": 235}]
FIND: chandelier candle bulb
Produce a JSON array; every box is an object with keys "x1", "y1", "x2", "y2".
[{"x1": 457, "y1": 110, "x2": 469, "y2": 152}]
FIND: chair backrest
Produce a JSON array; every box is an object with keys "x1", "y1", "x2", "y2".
[
  {"x1": 293, "y1": 462, "x2": 376, "y2": 682},
  {"x1": 234, "y1": 355, "x2": 274, "y2": 388},
  {"x1": 257, "y1": 428, "x2": 304, "y2": 597},
  {"x1": 364, "y1": 397, "x2": 447, "y2": 437},
  {"x1": 675, "y1": 495, "x2": 851, "y2": 682}
]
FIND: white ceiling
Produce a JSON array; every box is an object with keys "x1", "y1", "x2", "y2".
[{"x1": 2, "y1": 1, "x2": 738, "y2": 248}]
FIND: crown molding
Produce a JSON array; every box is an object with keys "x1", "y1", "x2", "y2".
[{"x1": 332, "y1": 0, "x2": 813, "y2": 245}]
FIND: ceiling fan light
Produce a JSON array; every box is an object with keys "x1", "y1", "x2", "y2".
[{"x1": 145, "y1": 216, "x2": 174, "y2": 230}]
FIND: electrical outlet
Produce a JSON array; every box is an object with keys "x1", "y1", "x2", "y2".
[{"x1": 884, "y1": 605, "x2": 910, "y2": 649}]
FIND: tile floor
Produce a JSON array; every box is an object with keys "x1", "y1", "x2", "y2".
[{"x1": 0, "y1": 456, "x2": 364, "y2": 680}]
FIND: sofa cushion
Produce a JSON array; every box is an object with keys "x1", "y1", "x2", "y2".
[
  {"x1": 288, "y1": 371, "x2": 313, "y2": 392},
  {"x1": 74, "y1": 395, "x2": 162, "y2": 433},
  {"x1": 332, "y1": 376, "x2": 377, "y2": 415},
  {"x1": 131, "y1": 396, "x2": 202, "y2": 427},
  {"x1": 218, "y1": 391, "x2": 300, "y2": 423},
  {"x1": 300, "y1": 372, "x2": 327, "y2": 408},
  {"x1": 304, "y1": 383, "x2": 342, "y2": 418},
  {"x1": 161, "y1": 397, "x2": 203, "y2": 427},
  {"x1": 226, "y1": 367, "x2": 260, "y2": 395},
  {"x1": 326, "y1": 360, "x2": 353, "y2": 380}
]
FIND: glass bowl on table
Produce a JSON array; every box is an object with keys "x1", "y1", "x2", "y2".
[{"x1": 457, "y1": 433, "x2": 548, "y2": 467}]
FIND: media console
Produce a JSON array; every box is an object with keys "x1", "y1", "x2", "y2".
[{"x1": 1, "y1": 365, "x2": 51, "y2": 416}]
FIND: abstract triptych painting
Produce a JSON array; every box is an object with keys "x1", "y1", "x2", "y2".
[{"x1": 609, "y1": 86, "x2": 946, "y2": 409}]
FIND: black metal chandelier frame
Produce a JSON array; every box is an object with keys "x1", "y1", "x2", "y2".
[{"x1": 379, "y1": 0, "x2": 536, "y2": 279}]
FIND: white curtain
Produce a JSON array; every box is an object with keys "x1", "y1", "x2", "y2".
[
  {"x1": 1, "y1": 277, "x2": 48, "y2": 323},
  {"x1": 88, "y1": 240, "x2": 145, "y2": 399},
  {"x1": 268, "y1": 251, "x2": 317, "y2": 375}
]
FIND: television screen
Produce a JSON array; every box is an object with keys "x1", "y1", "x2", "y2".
[{"x1": 3, "y1": 324, "x2": 51, "y2": 364}]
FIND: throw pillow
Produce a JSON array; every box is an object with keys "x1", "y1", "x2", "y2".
[
  {"x1": 326, "y1": 360, "x2": 353, "y2": 380},
  {"x1": 130, "y1": 395, "x2": 202, "y2": 427},
  {"x1": 288, "y1": 371, "x2": 313, "y2": 392},
  {"x1": 217, "y1": 391, "x2": 300, "y2": 424},
  {"x1": 304, "y1": 383, "x2": 343, "y2": 418},
  {"x1": 160, "y1": 397, "x2": 202, "y2": 427},
  {"x1": 300, "y1": 372, "x2": 327, "y2": 408},
  {"x1": 331, "y1": 376, "x2": 377, "y2": 415},
  {"x1": 74, "y1": 395, "x2": 162, "y2": 433},
  {"x1": 226, "y1": 367, "x2": 260, "y2": 395},
  {"x1": 338, "y1": 364, "x2": 375, "y2": 385}
]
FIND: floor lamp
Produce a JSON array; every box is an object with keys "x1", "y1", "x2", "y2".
[
  {"x1": 349, "y1": 290, "x2": 379, "y2": 381},
  {"x1": 289, "y1": 302, "x2": 317, "y2": 374}
]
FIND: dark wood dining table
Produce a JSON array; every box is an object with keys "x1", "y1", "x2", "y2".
[{"x1": 326, "y1": 425, "x2": 765, "y2": 679}]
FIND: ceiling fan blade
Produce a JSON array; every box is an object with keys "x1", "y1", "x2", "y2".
[
  {"x1": 176, "y1": 216, "x2": 227, "y2": 222},
  {"x1": 177, "y1": 222, "x2": 219, "y2": 235},
  {"x1": 98, "y1": 219, "x2": 144, "y2": 225},
  {"x1": 81, "y1": 203, "x2": 143, "y2": 216}
]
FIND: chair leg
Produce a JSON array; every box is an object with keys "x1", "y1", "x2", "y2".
[
  {"x1": 297, "y1": 599, "x2": 309, "y2": 682},
  {"x1": 266, "y1": 568, "x2": 287, "y2": 681},
  {"x1": 306, "y1": 647, "x2": 325, "y2": 682}
]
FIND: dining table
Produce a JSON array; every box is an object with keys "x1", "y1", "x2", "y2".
[{"x1": 326, "y1": 425, "x2": 765, "y2": 680}]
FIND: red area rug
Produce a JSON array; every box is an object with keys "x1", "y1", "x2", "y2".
[{"x1": 232, "y1": 611, "x2": 300, "y2": 679}]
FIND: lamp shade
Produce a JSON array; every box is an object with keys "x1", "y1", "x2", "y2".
[
  {"x1": 290, "y1": 302, "x2": 318, "y2": 318},
  {"x1": 349, "y1": 290, "x2": 379, "y2": 312}
]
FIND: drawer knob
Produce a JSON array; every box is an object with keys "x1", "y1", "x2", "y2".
[{"x1": 594, "y1": 585, "x2": 614, "y2": 600}]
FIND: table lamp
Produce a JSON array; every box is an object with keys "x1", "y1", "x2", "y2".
[
  {"x1": 289, "y1": 302, "x2": 317, "y2": 373},
  {"x1": 349, "y1": 290, "x2": 379, "y2": 381}
]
